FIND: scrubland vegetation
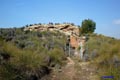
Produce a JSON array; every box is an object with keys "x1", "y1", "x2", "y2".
[
  {"x1": 85, "y1": 34, "x2": 120, "y2": 80},
  {"x1": 0, "y1": 22, "x2": 120, "y2": 80},
  {"x1": 0, "y1": 28, "x2": 67, "y2": 80}
]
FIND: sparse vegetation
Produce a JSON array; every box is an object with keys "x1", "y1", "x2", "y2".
[
  {"x1": 0, "y1": 22, "x2": 120, "y2": 80},
  {"x1": 85, "y1": 33, "x2": 120, "y2": 80},
  {"x1": 0, "y1": 27, "x2": 67, "y2": 80}
]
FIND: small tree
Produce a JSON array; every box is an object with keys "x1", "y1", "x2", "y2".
[{"x1": 81, "y1": 19, "x2": 96, "y2": 34}]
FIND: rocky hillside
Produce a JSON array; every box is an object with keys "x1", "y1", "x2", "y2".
[
  {"x1": 24, "y1": 23, "x2": 83, "y2": 50},
  {"x1": 0, "y1": 24, "x2": 120, "y2": 80},
  {"x1": 24, "y1": 23, "x2": 79, "y2": 37}
]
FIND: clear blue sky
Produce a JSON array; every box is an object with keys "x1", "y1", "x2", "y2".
[{"x1": 0, "y1": 0, "x2": 120, "y2": 38}]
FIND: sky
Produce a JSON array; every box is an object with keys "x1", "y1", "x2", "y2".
[{"x1": 0, "y1": 0, "x2": 120, "y2": 38}]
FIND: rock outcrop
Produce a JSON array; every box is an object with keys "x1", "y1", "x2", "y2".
[
  {"x1": 24, "y1": 23, "x2": 80, "y2": 48},
  {"x1": 24, "y1": 23, "x2": 87, "y2": 59},
  {"x1": 24, "y1": 24, "x2": 79, "y2": 37}
]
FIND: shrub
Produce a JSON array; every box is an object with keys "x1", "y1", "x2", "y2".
[
  {"x1": 0, "y1": 40, "x2": 49, "y2": 80},
  {"x1": 48, "y1": 48, "x2": 66, "y2": 67},
  {"x1": 0, "y1": 28, "x2": 67, "y2": 80}
]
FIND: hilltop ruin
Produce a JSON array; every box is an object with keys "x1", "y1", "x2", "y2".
[
  {"x1": 24, "y1": 23, "x2": 80, "y2": 49},
  {"x1": 24, "y1": 23, "x2": 87, "y2": 60}
]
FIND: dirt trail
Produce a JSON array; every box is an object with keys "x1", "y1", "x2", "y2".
[
  {"x1": 62, "y1": 57, "x2": 76, "y2": 80},
  {"x1": 49, "y1": 57, "x2": 98, "y2": 80},
  {"x1": 74, "y1": 61, "x2": 98, "y2": 80},
  {"x1": 49, "y1": 57, "x2": 75, "y2": 80}
]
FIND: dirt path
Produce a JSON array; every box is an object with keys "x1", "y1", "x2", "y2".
[
  {"x1": 48, "y1": 57, "x2": 98, "y2": 80},
  {"x1": 62, "y1": 57, "x2": 75, "y2": 80},
  {"x1": 49, "y1": 57, "x2": 75, "y2": 80},
  {"x1": 74, "y1": 61, "x2": 98, "y2": 80}
]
